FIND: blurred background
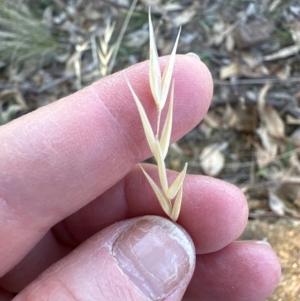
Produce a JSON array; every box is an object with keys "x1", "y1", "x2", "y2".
[{"x1": 0, "y1": 0, "x2": 300, "y2": 299}]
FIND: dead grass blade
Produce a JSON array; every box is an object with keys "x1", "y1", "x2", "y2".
[
  {"x1": 126, "y1": 78, "x2": 156, "y2": 154},
  {"x1": 148, "y1": 8, "x2": 162, "y2": 110},
  {"x1": 160, "y1": 80, "x2": 174, "y2": 159},
  {"x1": 160, "y1": 27, "x2": 181, "y2": 110},
  {"x1": 107, "y1": 0, "x2": 138, "y2": 75},
  {"x1": 98, "y1": 20, "x2": 116, "y2": 77},
  {"x1": 258, "y1": 83, "x2": 271, "y2": 116},
  {"x1": 140, "y1": 164, "x2": 172, "y2": 216},
  {"x1": 171, "y1": 183, "x2": 183, "y2": 221},
  {"x1": 167, "y1": 162, "x2": 187, "y2": 200},
  {"x1": 153, "y1": 139, "x2": 169, "y2": 194},
  {"x1": 98, "y1": 44, "x2": 115, "y2": 70}
]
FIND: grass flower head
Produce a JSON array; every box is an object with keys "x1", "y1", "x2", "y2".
[{"x1": 126, "y1": 9, "x2": 187, "y2": 221}]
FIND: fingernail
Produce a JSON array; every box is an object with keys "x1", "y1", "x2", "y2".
[
  {"x1": 113, "y1": 216, "x2": 195, "y2": 300},
  {"x1": 256, "y1": 240, "x2": 271, "y2": 247},
  {"x1": 236, "y1": 240, "x2": 272, "y2": 247},
  {"x1": 185, "y1": 52, "x2": 201, "y2": 61}
]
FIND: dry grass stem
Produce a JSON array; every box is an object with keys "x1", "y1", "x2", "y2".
[
  {"x1": 126, "y1": 9, "x2": 186, "y2": 221},
  {"x1": 98, "y1": 20, "x2": 116, "y2": 77},
  {"x1": 97, "y1": 0, "x2": 138, "y2": 77},
  {"x1": 70, "y1": 41, "x2": 90, "y2": 89}
]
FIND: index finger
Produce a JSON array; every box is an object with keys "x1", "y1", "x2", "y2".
[{"x1": 0, "y1": 55, "x2": 213, "y2": 275}]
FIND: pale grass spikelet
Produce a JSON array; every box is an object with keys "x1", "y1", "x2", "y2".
[
  {"x1": 97, "y1": 0, "x2": 138, "y2": 77},
  {"x1": 98, "y1": 20, "x2": 116, "y2": 77},
  {"x1": 126, "y1": 9, "x2": 187, "y2": 221}
]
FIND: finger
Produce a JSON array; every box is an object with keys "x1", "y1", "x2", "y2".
[
  {"x1": 15, "y1": 216, "x2": 195, "y2": 301},
  {"x1": 0, "y1": 288, "x2": 14, "y2": 301},
  {"x1": 0, "y1": 55, "x2": 213, "y2": 274},
  {"x1": 54, "y1": 165, "x2": 248, "y2": 254},
  {"x1": 0, "y1": 231, "x2": 71, "y2": 293},
  {"x1": 1, "y1": 166, "x2": 247, "y2": 293},
  {"x1": 183, "y1": 241, "x2": 281, "y2": 301}
]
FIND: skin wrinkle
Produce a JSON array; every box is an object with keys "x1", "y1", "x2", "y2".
[
  {"x1": 84, "y1": 201, "x2": 96, "y2": 227},
  {"x1": 60, "y1": 221, "x2": 82, "y2": 247},
  {"x1": 97, "y1": 180, "x2": 129, "y2": 225},
  {"x1": 97, "y1": 180, "x2": 128, "y2": 224},
  {"x1": 89, "y1": 84, "x2": 120, "y2": 124},
  {"x1": 0, "y1": 231, "x2": 70, "y2": 291},
  {"x1": 2, "y1": 133, "x2": 24, "y2": 163},
  {"x1": 39, "y1": 278, "x2": 78, "y2": 301},
  {"x1": 60, "y1": 178, "x2": 128, "y2": 245},
  {"x1": 27, "y1": 113, "x2": 66, "y2": 164},
  {"x1": 82, "y1": 232, "x2": 145, "y2": 300},
  {"x1": 3, "y1": 117, "x2": 78, "y2": 208},
  {"x1": 0, "y1": 197, "x2": 16, "y2": 228},
  {"x1": 88, "y1": 83, "x2": 139, "y2": 176},
  {"x1": 46, "y1": 100, "x2": 112, "y2": 202},
  {"x1": 0, "y1": 107, "x2": 110, "y2": 270},
  {"x1": 124, "y1": 170, "x2": 151, "y2": 218},
  {"x1": 91, "y1": 72, "x2": 147, "y2": 131},
  {"x1": 0, "y1": 191, "x2": 48, "y2": 257},
  {"x1": 53, "y1": 179, "x2": 129, "y2": 246}
]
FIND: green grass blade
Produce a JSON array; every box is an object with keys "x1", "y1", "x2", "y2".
[
  {"x1": 160, "y1": 80, "x2": 174, "y2": 159},
  {"x1": 167, "y1": 162, "x2": 187, "y2": 200},
  {"x1": 140, "y1": 164, "x2": 172, "y2": 216}
]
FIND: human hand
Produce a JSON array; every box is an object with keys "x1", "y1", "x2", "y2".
[{"x1": 0, "y1": 55, "x2": 280, "y2": 301}]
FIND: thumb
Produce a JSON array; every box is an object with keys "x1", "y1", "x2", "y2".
[{"x1": 17, "y1": 216, "x2": 196, "y2": 301}]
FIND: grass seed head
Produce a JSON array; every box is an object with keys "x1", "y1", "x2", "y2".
[{"x1": 126, "y1": 9, "x2": 187, "y2": 221}]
